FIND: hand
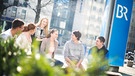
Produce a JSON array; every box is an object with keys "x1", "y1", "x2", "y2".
[
  {"x1": 51, "y1": 58, "x2": 55, "y2": 62},
  {"x1": 36, "y1": 38, "x2": 43, "y2": 41},
  {"x1": 76, "y1": 63, "x2": 80, "y2": 68}
]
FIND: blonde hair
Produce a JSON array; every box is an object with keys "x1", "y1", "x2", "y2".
[{"x1": 37, "y1": 18, "x2": 49, "y2": 36}]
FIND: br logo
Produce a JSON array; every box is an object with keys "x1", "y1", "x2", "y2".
[{"x1": 116, "y1": 4, "x2": 128, "y2": 21}]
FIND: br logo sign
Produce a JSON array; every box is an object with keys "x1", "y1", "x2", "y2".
[{"x1": 116, "y1": 4, "x2": 128, "y2": 21}]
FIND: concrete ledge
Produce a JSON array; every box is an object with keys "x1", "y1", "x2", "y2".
[{"x1": 106, "y1": 71, "x2": 122, "y2": 76}]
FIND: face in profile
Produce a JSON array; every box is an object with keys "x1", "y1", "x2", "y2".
[
  {"x1": 51, "y1": 31, "x2": 58, "y2": 39},
  {"x1": 41, "y1": 18, "x2": 48, "y2": 28},
  {"x1": 96, "y1": 38, "x2": 103, "y2": 47},
  {"x1": 30, "y1": 28, "x2": 36, "y2": 35},
  {"x1": 71, "y1": 33, "x2": 77, "y2": 41},
  {"x1": 16, "y1": 25, "x2": 24, "y2": 35}
]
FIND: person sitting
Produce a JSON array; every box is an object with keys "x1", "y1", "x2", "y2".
[
  {"x1": 40, "y1": 29, "x2": 63, "y2": 66},
  {"x1": 15, "y1": 23, "x2": 36, "y2": 55},
  {"x1": 88, "y1": 36, "x2": 108, "y2": 58},
  {"x1": 0, "y1": 19, "x2": 24, "y2": 40}
]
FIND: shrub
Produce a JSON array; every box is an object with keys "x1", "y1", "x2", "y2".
[{"x1": 0, "y1": 38, "x2": 27, "y2": 76}]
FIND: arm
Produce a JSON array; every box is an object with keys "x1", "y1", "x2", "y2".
[
  {"x1": 36, "y1": 38, "x2": 43, "y2": 41},
  {"x1": 65, "y1": 57, "x2": 75, "y2": 66},
  {"x1": 64, "y1": 41, "x2": 75, "y2": 66},
  {"x1": 52, "y1": 40, "x2": 58, "y2": 59},
  {"x1": 39, "y1": 38, "x2": 46, "y2": 55},
  {"x1": 76, "y1": 44, "x2": 85, "y2": 67},
  {"x1": 76, "y1": 59, "x2": 83, "y2": 68}
]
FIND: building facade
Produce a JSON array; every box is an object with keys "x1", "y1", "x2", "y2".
[
  {"x1": 73, "y1": 0, "x2": 106, "y2": 47},
  {"x1": 1, "y1": 0, "x2": 35, "y2": 31},
  {"x1": 50, "y1": 0, "x2": 106, "y2": 47},
  {"x1": 126, "y1": 1, "x2": 135, "y2": 53}
]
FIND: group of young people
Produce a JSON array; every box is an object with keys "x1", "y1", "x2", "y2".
[{"x1": 0, "y1": 18, "x2": 108, "y2": 71}]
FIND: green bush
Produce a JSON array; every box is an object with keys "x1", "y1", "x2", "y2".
[
  {"x1": 86, "y1": 49, "x2": 109, "y2": 76},
  {"x1": 0, "y1": 29, "x2": 109, "y2": 76},
  {"x1": 17, "y1": 54, "x2": 65, "y2": 76},
  {"x1": 0, "y1": 38, "x2": 27, "y2": 76}
]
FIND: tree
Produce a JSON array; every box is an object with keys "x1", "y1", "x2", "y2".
[
  {"x1": 0, "y1": 0, "x2": 53, "y2": 24},
  {"x1": 28, "y1": 0, "x2": 53, "y2": 23},
  {"x1": 0, "y1": 0, "x2": 11, "y2": 20}
]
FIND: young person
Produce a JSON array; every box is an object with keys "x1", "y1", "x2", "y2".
[
  {"x1": 0, "y1": 19, "x2": 24, "y2": 40},
  {"x1": 40, "y1": 29, "x2": 63, "y2": 66},
  {"x1": 89, "y1": 36, "x2": 108, "y2": 58},
  {"x1": 63, "y1": 30, "x2": 85, "y2": 70},
  {"x1": 35, "y1": 18, "x2": 49, "y2": 41},
  {"x1": 15, "y1": 23, "x2": 36, "y2": 55}
]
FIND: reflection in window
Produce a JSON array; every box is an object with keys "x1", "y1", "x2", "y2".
[
  {"x1": 21, "y1": 9, "x2": 26, "y2": 19},
  {"x1": 11, "y1": 7, "x2": 17, "y2": 17}
]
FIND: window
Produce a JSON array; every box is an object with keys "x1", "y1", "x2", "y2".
[
  {"x1": 61, "y1": 9, "x2": 68, "y2": 18},
  {"x1": 99, "y1": 8, "x2": 102, "y2": 12},
  {"x1": 4, "y1": 0, "x2": 8, "y2": 3},
  {"x1": 97, "y1": 16, "x2": 102, "y2": 22},
  {"x1": 14, "y1": 0, "x2": 19, "y2": 6},
  {"x1": 11, "y1": 7, "x2": 17, "y2": 17},
  {"x1": 93, "y1": 6, "x2": 96, "y2": 11},
  {"x1": 3, "y1": 9, "x2": 7, "y2": 15},
  {"x1": 21, "y1": 9, "x2": 26, "y2": 19}
]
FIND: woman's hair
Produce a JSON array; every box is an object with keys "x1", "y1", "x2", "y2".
[
  {"x1": 37, "y1": 18, "x2": 49, "y2": 36},
  {"x1": 23, "y1": 23, "x2": 36, "y2": 32},
  {"x1": 46, "y1": 29, "x2": 58, "y2": 38}
]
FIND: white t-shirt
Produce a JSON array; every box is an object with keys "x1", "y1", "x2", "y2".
[
  {"x1": 0, "y1": 29, "x2": 12, "y2": 40},
  {"x1": 15, "y1": 33, "x2": 32, "y2": 55}
]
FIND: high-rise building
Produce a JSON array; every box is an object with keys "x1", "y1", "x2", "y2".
[
  {"x1": 50, "y1": 0, "x2": 77, "y2": 46},
  {"x1": 50, "y1": 0, "x2": 106, "y2": 47},
  {"x1": 73, "y1": 0, "x2": 106, "y2": 47},
  {"x1": 126, "y1": 1, "x2": 135, "y2": 53}
]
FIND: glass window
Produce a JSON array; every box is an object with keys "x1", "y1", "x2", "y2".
[
  {"x1": 93, "y1": 6, "x2": 96, "y2": 11},
  {"x1": 4, "y1": 0, "x2": 8, "y2": 3},
  {"x1": 21, "y1": 9, "x2": 26, "y2": 19},
  {"x1": 99, "y1": 8, "x2": 102, "y2": 12},
  {"x1": 14, "y1": 0, "x2": 19, "y2": 6},
  {"x1": 11, "y1": 7, "x2": 17, "y2": 17},
  {"x1": 3, "y1": 9, "x2": 7, "y2": 15}
]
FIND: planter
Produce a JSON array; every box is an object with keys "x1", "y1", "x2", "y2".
[{"x1": 127, "y1": 61, "x2": 133, "y2": 67}]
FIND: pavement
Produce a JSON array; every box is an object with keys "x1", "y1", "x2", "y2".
[
  {"x1": 119, "y1": 62, "x2": 135, "y2": 76},
  {"x1": 54, "y1": 54, "x2": 135, "y2": 76}
]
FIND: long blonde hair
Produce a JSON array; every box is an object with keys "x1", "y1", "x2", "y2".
[{"x1": 37, "y1": 18, "x2": 49, "y2": 36}]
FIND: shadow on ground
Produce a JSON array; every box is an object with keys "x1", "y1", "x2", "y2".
[{"x1": 119, "y1": 72, "x2": 132, "y2": 76}]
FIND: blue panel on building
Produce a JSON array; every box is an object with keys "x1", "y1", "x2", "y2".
[
  {"x1": 1, "y1": 16, "x2": 14, "y2": 22},
  {"x1": 108, "y1": 0, "x2": 133, "y2": 66}
]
